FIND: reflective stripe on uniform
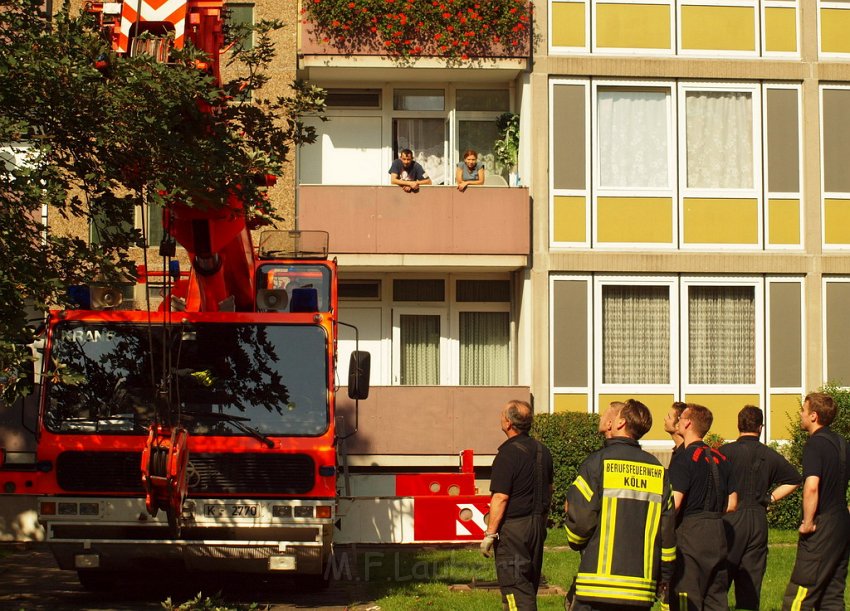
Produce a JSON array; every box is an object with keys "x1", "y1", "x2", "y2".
[
  {"x1": 506, "y1": 593, "x2": 517, "y2": 611},
  {"x1": 573, "y1": 475, "x2": 594, "y2": 502},
  {"x1": 790, "y1": 585, "x2": 808, "y2": 611},
  {"x1": 643, "y1": 499, "x2": 660, "y2": 579},
  {"x1": 574, "y1": 578, "x2": 655, "y2": 604},
  {"x1": 661, "y1": 545, "x2": 676, "y2": 562},
  {"x1": 565, "y1": 525, "x2": 589, "y2": 545},
  {"x1": 597, "y1": 496, "x2": 618, "y2": 574}
]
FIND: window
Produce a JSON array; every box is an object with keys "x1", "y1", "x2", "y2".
[
  {"x1": 299, "y1": 85, "x2": 511, "y2": 187},
  {"x1": 392, "y1": 118, "x2": 446, "y2": 185},
  {"x1": 225, "y1": 3, "x2": 254, "y2": 50},
  {"x1": 399, "y1": 313, "x2": 442, "y2": 385},
  {"x1": 602, "y1": 285, "x2": 670, "y2": 384},
  {"x1": 326, "y1": 89, "x2": 381, "y2": 109},
  {"x1": 684, "y1": 90, "x2": 755, "y2": 189},
  {"x1": 340, "y1": 274, "x2": 513, "y2": 386},
  {"x1": 687, "y1": 285, "x2": 756, "y2": 384},
  {"x1": 459, "y1": 311, "x2": 510, "y2": 385},
  {"x1": 597, "y1": 87, "x2": 672, "y2": 190}
]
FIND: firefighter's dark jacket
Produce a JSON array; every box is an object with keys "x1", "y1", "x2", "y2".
[{"x1": 565, "y1": 436, "x2": 677, "y2": 607}]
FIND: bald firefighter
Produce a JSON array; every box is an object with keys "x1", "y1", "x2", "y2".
[{"x1": 565, "y1": 399, "x2": 676, "y2": 610}]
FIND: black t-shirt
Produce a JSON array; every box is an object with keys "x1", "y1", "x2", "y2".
[
  {"x1": 669, "y1": 440, "x2": 736, "y2": 518},
  {"x1": 721, "y1": 436, "x2": 801, "y2": 507},
  {"x1": 490, "y1": 434, "x2": 554, "y2": 519},
  {"x1": 388, "y1": 158, "x2": 428, "y2": 181},
  {"x1": 802, "y1": 427, "x2": 850, "y2": 517}
]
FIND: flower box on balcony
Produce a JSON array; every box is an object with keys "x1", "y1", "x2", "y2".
[{"x1": 299, "y1": 0, "x2": 532, "y2": 61}]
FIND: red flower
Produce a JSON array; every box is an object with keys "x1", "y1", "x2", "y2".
[
  {"x1": 434, "y1": 32, "x2": 442, "y2": 39},
  {"x1": 442, "y1": 11, "x2": 451, "y2": 18},
  {"x1": 447, "y1": 25, "x2": 453, "y2": 31},
  {"x1": 371, "y1": 26, "x2": 377, "y2": 31},
  {"x1": 348, "y1": 1, "x2": 355, "y2": 6},
  {"x1": 332, "y1": 19, "x2": 340, "y2": 26},
  {"x1": 384, "y1": 40, "x2": 393, "y2": 46},
  {"x1": 509, "y1": 7, "x2": 517, "y2": 13},
  {"x1": 461, "y1": 53, "x2": 469, "y2": 59}
]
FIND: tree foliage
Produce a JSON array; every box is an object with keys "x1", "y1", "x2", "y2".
[{"x1": 0, "y1": 0, "x2": 325, "y2": 403}]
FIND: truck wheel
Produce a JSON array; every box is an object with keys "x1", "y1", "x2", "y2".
[{"x1": 76, "y1": 569, "x2": 117, "y2": 591}]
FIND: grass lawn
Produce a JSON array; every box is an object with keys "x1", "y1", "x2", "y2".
[{"x1": 356, "y1": 529, "x2": 849, "y2": 610}]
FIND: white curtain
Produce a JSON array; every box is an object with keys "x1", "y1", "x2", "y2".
[
  {"x1": 598, "y1": 89, "x2": 669, "y2": 188},
  {"x1": 460, "y1": 312, "x2": 510, "y2": 385},
  {"x1": 602, "y1": 286, "x2": 670, "y2": 384},
  {"x1": 400, "y1": 314, "x2": 440, "y2": 385},
  {"x1": 688, "y1": 286, "x2": 755, "y2": 384},
  {"x1": 394, "y1": 119, "x2": 446, "y2": 185},
  {"x1": 686, "y1": 91, "x2": 754, "y2": 189}
]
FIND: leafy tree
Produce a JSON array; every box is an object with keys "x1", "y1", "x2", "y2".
[{"x1": 0, "y1": 0, "x2": 325, "y2": 403}]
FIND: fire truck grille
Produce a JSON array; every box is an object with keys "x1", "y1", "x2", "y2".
[{"x1": 56, "y1": 451, "x2": 316, "y2": 494}]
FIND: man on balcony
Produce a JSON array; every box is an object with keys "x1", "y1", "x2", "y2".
[{"x1": 389, "y1": 149, "x2": 431, "y2": 193}]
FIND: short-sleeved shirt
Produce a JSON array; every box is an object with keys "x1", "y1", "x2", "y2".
[
  {"x1": 669, "y1": 441, "x2": 737, "y2": 519},
  {"x1": 721, "y1": 436, "x2": 801, "y2": 507},
  {"x1": 802, "y1": 427, "x2": 850, "y2": 517},
  {"x1": 389, "y1": 158, "x2": 428, "y2": 182},
  {"x1": 490, "y1": 433, "x2": 554, "y2": 519},
  {"x1": 457, "y1": 160, "x2": 484, "y2": 181}
]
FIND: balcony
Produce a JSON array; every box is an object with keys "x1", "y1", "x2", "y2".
[
  {"x1": 297, "y1": 185, "x2": 529, "y2": 260},
  {"x1": 336, "y1": 386, "x2": 531, "y2": 456}
]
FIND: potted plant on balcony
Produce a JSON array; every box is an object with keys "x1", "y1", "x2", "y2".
[{"x1": 494, "y1": 112, "x2": 519, "y2": 186}]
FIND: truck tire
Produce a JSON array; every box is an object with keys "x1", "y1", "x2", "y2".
[{"x1": 76, "y1": 569, "x2": 118, "y2": 591}]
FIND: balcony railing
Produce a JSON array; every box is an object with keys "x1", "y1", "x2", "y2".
[
  {"x1": 297, "y1": 185, "x2": 529, "y2": 256},
  {"x1": 336, "y1": 386, "x2": 531, "y2": 456}
]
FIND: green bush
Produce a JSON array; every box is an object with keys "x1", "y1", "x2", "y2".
[
  {"x1": 532, "y1": 411, "x2": 603, "y2": 527},
  {"x1": 766, "y1": 386, "x2": 850, "y2": 530}
]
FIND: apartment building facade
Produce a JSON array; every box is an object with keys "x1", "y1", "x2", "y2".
[{"x1": 536, "y1": 0, "x2": 850, "y2": 446}]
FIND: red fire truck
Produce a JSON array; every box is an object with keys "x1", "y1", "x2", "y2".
[{"x1": 0, "y1": 0, "x2": 490, "y2": 589}]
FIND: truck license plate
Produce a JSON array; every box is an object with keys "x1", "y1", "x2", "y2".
[{"x1": 204, "y1": 504, "x2": 258, "y2": 518}]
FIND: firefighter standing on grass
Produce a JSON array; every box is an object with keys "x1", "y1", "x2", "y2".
[
  {"x1": 481, "y1": 400, "x2": 554, "y2": 611},
  {"x1": 721, "y1": 405, "x2": 801, "y2": 610},
  {"x1": 669, "y1": 403, "x2": 737, "y2": 611},
  {"x1": 781, "y1": 392, "x2": 850, "y2": 610},
  {"x1": 564, "y1": 399, "x2": 677, "y2": 610}
]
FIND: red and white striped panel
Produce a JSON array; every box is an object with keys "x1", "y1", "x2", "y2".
[{"x1": 117, "y1": 0, "x2": 188, "y2": 53}]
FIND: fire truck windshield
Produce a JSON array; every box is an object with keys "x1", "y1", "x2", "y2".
[{"x1": 44, "y1": 322, "x2": 329, "y2": 437}]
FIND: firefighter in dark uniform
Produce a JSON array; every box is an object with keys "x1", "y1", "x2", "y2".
[
  {"x1": 721, "y1": 405, "x2": 801, "y2": 610},
  {"x1": 669, "y1": 403, "x2": 737, "y2": 611},
  {"x1": 782, "y1": 392, "x2": 850, "y2": 610},
  {"x1": 564, "y1": 399, "x2": 677, "y2": 610},
  {"x1": 481, "y1": 399, "x2": 554, "y2": 611}
]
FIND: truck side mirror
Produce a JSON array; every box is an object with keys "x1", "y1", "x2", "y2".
[{"x1": 348, "y1": 351, "x2": 370, "y2": 400}]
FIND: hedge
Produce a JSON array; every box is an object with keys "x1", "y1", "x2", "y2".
[{"x1": 531, "y1": 411, "x2": 602, "y2": 527}]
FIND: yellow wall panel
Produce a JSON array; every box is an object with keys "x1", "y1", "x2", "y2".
[
  {"x1": 825, "y1": 199, "x2": 850, "y2": 244},
  {"x1": 768, "y1": 199, "x2": 800, "y2": 245},
  {"x1": 769, "y1": 394, "x2": 801, "y2": 440},
  {"x1": 684, "y1": 394, "x2": 760, "y2": 441},
  {"x1": 598, "y1": 394, "x2": 675, "y2": 442},
  {"x1": 765, "y1": 7, "x2": 796, "y2": 53},
  {"x1": 681, "y1": 6, "x2": 755, "y2": 51},
  {"x1": 821, "y1": 8, "x2": 850, "y2": 54},
  {"x1": 596, "y1": 4, "x2": 671, "y2": 50},
  {"x1": 552, "y1": 2, "x2": 586, "y2": 48},
  {"x1": 683, "y1": 198, "x2": 759, "y2": 244},
  {"x1": 554, "y1": 196, "x2": 587, "y2": 242},
  {"x1": 598, "y1": 197, "x2": 672, "y2": 243},
  {"x1": 554, "y1": 393, "x2": 590, "y2": 413}
]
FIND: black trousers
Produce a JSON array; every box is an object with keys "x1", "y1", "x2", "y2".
[
  {"x1": 671, "y1": 513, "x2": 729, "y2": 611},
  {"x1": 723, "y1": 505, "x2": 768, "y2": 610},
  {"x1": 495, "y1": 513, "x2": 547, "y2": 611},
  {"x1": 782, "y1": 511, "x2": 850, "y2": 610}
]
